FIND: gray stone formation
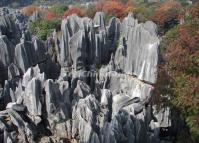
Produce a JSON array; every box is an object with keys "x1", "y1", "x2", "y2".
[
  {"x1": 0, "y1": 14, "x2": 22, "y2": 44},
  {"x1": 29, "y1": 11, "x2": 41, "y2": 22},
  {"x1": 0, "y1": 35, "x2": 15, "y2": 68},
  {"x1": 0, "y1": 11, "x2": 172, "y2": 143},
  {"x1": 115, "y1": 13, "x2": 159, "y2": 84}
]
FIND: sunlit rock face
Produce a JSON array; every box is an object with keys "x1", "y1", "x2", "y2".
[
  {"x1": 124, "y1": 23, "x2": 159, "y2": 84},
  {"x1": 0, "y1": 11, "x2": 171, "y2": 143},
  {"x1": 115, "y1": 14, "x2": 159, "y2": 84}
]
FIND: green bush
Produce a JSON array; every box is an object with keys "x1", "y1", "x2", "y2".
[
  {"x1": 50, "y1": 4, "x2": 68, "y2": 16},
  {"x1": 159, "y1": 25, "x2": 179, "y2": 53},
  {"x1": 28, "y1": 19, "x2": 61, "y2": 40}
]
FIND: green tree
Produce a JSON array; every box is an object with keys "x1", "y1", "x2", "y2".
[{"x1": 28, "y1": 19, "x2": 61, "y2": 40}]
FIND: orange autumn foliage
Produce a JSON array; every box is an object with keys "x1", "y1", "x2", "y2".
[
  {"x1": 64, "y1": 6, "x2": 85, "y2": 17},
  {"x1": 165, "y1": 23, "x2": 199, "y2": 69},
  {"x1": 152, "y1": 0, "x2": 182, "y2": 27},
  {"x1": 157, "y1": 0, "x2": 181, "y2": 12},
  {"x1": 21, "y1": 5, "x2": 40, "y2": 16},
  {"x1": 155, "y1": 20, "x2": 199, "y2": 140},
  {"x1": 96, "y1": 0, "x2": 134, "y2": 18},
  {"x1": 161, "y1": 22, "x2": 199, "y2": 126}
]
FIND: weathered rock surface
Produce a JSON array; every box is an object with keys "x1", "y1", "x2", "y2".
[
  {"x1": 0, "y1": 11, "x2": 173, "y2": 143},
  {"x1": 0, "y1": 35, "x2": 15, "y2": 82},
  {"x1": 0, "y1": 35, "x2": 15, "y2": 68},
  {"x1": 0, "y1": 15, "x2": 21, "y2": 44},
  {"x1": 59, "y1": 12, "x2": 121, "y2": 69},
  {"x1": 14, "y1": 40, "x2": 37, "y2": 73},
  {"x1": 8, "y1": 63, "x2": 20, "y2": 79},
  {"x1": 115, "y1": 13, "x2": 159, "y2": 84},
  {"x1": 45, "y1": 79, "x2": 70, "y2": 126}
]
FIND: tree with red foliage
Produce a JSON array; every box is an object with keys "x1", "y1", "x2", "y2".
[
  {"x1": 152, "y1": 0, "x2": 182, "y2": 30},
  {"x1": 156, "y1": 19, "x2": 199, "y2": 142},
  {"x1": 43, "y1": 10, "x2": 57, "y2": 20},
  {"x1": 95, "y1": 0, "x2": 134, "y2": 19},
  {"x1": 103, "y1": 0, "x2": 125, "y2": 18},
  {"x1": 64, "y1": 6, "x2": 85, "y2": 17}
]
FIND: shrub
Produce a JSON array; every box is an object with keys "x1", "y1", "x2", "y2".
[
  {"x1": 133, "y1": 3, "x2": 156, "y2": 22},
  {"x1": 159, "y1": 25, "x2": 179, "y2": 53},
  {"x1": 28, "y1": 19, "x2": 61, "y2": 40},
  {"x1": 50, "y1": 5, "x2": 68, "y2": 16}
]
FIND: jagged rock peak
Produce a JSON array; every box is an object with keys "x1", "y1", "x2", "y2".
[{"x1": 0, "y1": 14, "x2": 21, "y2": 44}]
